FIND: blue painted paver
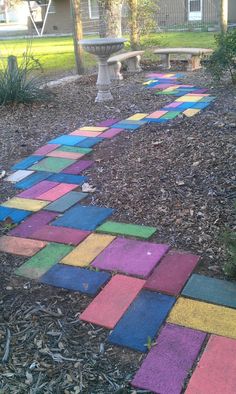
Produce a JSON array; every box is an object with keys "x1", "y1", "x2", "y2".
[
  {"x1": 52, "y1": 204, "x2": 114, "y2": 231},
  {"x1": 48, "y1": 135, "x2": 87, "y2": 146},
  {"x1": 182, "y1": 274, "x2": 236, "y2": 309},
  {"x1": 40, "y1": 263, "x2": 111, "y2": 295},
  {"x1": 15, "y1": 172, "x2": 54, "y2": 190},
  {"x1": 11, "y1": 156, "x2": 44, "y2": 171},
  {"x1": 47, "y1": 173, "x2": 88, "y2": 185},
  {"x1": 191, "y1": 102, "x2": 210, "y2": 109},
  {"x1": 109, "y1": 290, "x2": 176, "y2": 352},
  {"x1": 75, "y1": 137, "x2": 103, "y2": 148},
  {"x1": 0, "y1": 206, "x2": 32, "y2": 223}
]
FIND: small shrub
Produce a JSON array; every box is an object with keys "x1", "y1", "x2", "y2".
[
  {"x1": 0, "y1": 47, "x2": 50, "y2": 105},
  {"x1": 206, "y1": 29, "x2": 236, "y2": 84},
  {"x1": 223, "y1": 230, "x2": 236, "y2": 278}
]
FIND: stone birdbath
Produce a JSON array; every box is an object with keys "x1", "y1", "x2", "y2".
[{"x1": 79, "y1": 37, "x2": 126, "y2": 102}]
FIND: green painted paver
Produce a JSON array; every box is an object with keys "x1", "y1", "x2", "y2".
[
  {"x1": 160, "y1": 111, "x2": 181, "y2": 120},
  {"x1": 96, "y1": 221, "x2": 157, "y2": 239},
  {"x1": 15, "y1": 243, "x2": 73, "y2": 279},
  {"x1": 57, "y1": 146, "x2": 92, "y2": 154},
  {"x1": 29, "y1": 157, "x2": 75, "y2": 173}
]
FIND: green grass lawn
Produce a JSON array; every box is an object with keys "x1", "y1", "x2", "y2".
[{"x1": 0, "y1": 32, "x2": 216, "y2": 74}]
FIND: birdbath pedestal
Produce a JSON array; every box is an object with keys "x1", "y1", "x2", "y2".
[{"x1": 79, "y1": 38, "x2": 126, "y2": 102}]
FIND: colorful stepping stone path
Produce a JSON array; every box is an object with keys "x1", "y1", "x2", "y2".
[{"x1": 2, "y1": 72, "x2": 236, "y2": 394}]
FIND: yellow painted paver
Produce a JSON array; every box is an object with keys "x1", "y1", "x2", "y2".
[
  {"x1": 2, "y1": 197, "x2": 49, "y2": 211},
  {"x1": 79, "y1": 126, "x2": 108, "y2": 132},
  {"x1": 61, "y1": 233, "x2": 116, "y2": 267},
  {"x1": 176, "y1": 95, "x2": 203, "y2": 102},
  {"x1": 183, "y1": 109, "x2": 201, "y2": 117},
  {"x1": 126, "y1": 114, "x2": 148, "y2": 121},
  {"x1": 167, "y1": 297, "x2": 236, "y2": 339}
]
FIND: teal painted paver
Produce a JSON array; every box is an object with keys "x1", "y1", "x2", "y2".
[
  {"x1": 29, "y1": 157, "x2": 76, "y2": 173},
  {"x1": 182, "y1": 274, "x2": 236, "y2": 309},
  {"x1": 96, "y1": 221, "x2": 157, "y2": 239},
  {"x1": 15, "y1": 243, "x2": 73, "y2": 279},
  {"x1": 44, "y1": 191, "x2": 88, "y2": 212},
  {"x1": 57, "y1": 145, "x2": 92, "y2": 154}
]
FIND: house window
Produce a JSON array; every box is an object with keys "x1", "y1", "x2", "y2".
[
  {"x1": 188, "y1": 0, "x2": 202, "y2": 21},
  {"x1": 88, "y1": 0, "x2": 99, "y2": 19}
]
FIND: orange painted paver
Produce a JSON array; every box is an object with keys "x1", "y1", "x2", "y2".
[
  {"x1": 80, "y1": 274, "x2": 145, "y2": 329},
  {"x1": 46, "y1": 151, "x2": 84, "y2": 160},
  {"x1": 186, "y1": 335, "x2": 236, "y2": 394},
  {"x1": 0, "y1": 235, "x2": 47, "y2": 256}
]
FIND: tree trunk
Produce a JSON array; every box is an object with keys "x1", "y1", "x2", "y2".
[
  {"x1": 98, "y1": 0, "x2": 123, "y2": 37},
  {"x1": 220, "y1": 0, "x2": 228, "y2": 33},
  {"x1": 128, "y1": 0, "x2": 139, "y2": 49},
  {"x1": 4, "y1": 1, "x2": 9, "y2": 24},
  {"x1": 70, "y1": 0, "x2": 85, "y2": 74}
]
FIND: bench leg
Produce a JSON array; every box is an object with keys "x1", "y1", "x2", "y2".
[
  {"x1": 108, "y1": 61, "x2": 123, "y2": 81},
  {"x1": 187, "y1": 55, "x2": 201, "y2": 71},
  {"x1": 126, "y1": 55, "x2": 142, "y2": 72},
  {"x1": 161, "y1": 54, "x2": 171, "y2": 69}
]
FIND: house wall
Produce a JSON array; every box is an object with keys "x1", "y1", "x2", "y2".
[{"x1": 229, "y1": 0, "x2": 236, "y2": 22}]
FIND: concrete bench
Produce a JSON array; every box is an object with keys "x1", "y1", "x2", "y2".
[
  {"x1": 153, "y1": 47, "x2": 213, "y2": 71},
  {"x1": 108, "y1": 50, "x2": 144, "y2": 80}
]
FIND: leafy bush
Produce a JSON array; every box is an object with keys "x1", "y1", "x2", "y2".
[
  {"x1": 206, "y1": 29, "x2": 236, "y2": 84},
  {"x1": 0, "y1": 48, "x2": 50, "y2": 105},
  {"x1": 223, "y1": 230, "x2": 236, "y2": 278}
]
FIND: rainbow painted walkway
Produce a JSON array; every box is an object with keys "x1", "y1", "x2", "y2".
[{"x1": 1, "y1": 73, "x2": 236, "y2": 394}]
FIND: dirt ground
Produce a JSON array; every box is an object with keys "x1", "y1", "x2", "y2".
[{"x1": 0, "y1": 62, "x2": 235, "y2": 393}]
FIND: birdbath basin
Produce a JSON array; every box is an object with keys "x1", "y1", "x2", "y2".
[{"x1": 79, "y1": 38, "x2": 126, "y2": 102}]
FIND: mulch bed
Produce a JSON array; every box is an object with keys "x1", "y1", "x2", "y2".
[{"x1": 0, "y1": 62, "x2": 236, "y2": 393}]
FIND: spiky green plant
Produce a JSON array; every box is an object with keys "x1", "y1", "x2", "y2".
[{"x1": 0, "y1": 46, "x2": 50, "y2": 105}]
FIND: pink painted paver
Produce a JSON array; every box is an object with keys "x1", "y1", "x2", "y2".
[
  {"x1": 92, "y1": 237, "x2": 170, "y2": 278},
  {"x1": 0, "y1": 235, "x2": 47, "y2": 256},
  {"x1": 150, "y1": 84, "x2": 174, "y2": 89},
  {"x1": 69, "y1": 130, "x2": 103, "y2": 137},
  {"x1": 100, "y1": 128, "x2": 124, "y2": 139},
  {"x1": 32, "y1": 144, "x2": 60, "y2": 155},
  {"x1": 31, "y1": 225, "x2": 90, "y2": 245},
  {"x1": 185, "y1": 335, "x2": 236, "y2": 394},
  {"x1": 132, "y1": 324, "x2": 206, "y2": 394},
  {"x1": 38, "y1": 183, "x2": 78, "y2": 201},
  {"x1": 9, "y1": 211, "x2": 58, "y2": 237},
  {"x1": 146, "y1": 110, "x2": 168, "y2": 119},
  {"x1": 62, "y1": 160, "x2": 94, "y2": 174},
  {"x1": 46, "y1": 151, "x2": 84, "y2": 160},
  {"x1": 144, "y1": 251, "x2": 200, "y2": 295},
  {"x1": 80, "y1": 274, "x2": 145, "y2": 329},
  {"x1": 17, "y1": 181, "x2": 59, "y2": 199}
]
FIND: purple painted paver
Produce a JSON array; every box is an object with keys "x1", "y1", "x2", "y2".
[
  {"x1": 32, "y1": 144, "x2": 60, "y2": 155},
  {"x1": 132, "y1": 324, "x2": 206, "y2": 394},
  {"x1": 165, "y1": 102, "x2": 182, "y2": 109},
  {"x1": 92, "y1": 237, "x2": 170, "y2": 278},
  {"x1": 100, "y1": 128, "x2": 124, "y2": 139},
  {"x1": 17, "y1": 181, "x2": 59, "y2": 199},
  {"x1": 31, "y1": 225, "x2": 90, "y2": 245},
  {"x1": 144, "y1": 251, "x2": 200, "y2": 295},
  {"x1": 96, "y1": 119, "x2": 120, "y2": 127},
  {"x1": 62, "y1": 160, "x2": 94, "y2": 174},
  {"x1": 9, "y1": 211, "x2": 58, "y2": 238}
]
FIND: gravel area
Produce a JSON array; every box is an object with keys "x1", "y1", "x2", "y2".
[{"x1": 0, "y1": 64, "x2": 236, "y2": 393}]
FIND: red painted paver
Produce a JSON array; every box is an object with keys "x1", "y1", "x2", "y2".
[
  {"x1": 0, "y1": 235, "x2": 47, "y2": 256},
  {"x1": 80, "y1": 274, "x2": 145, "y2": 329},
  {"x1": 17, "y1": 181, "x2": 59, "y2": 199},
  {"x1": 144, "y1": 251, "x2": 200, "y2": 295},
  {"x1": 31, "y1": 225, "x2": 90, "y2": 245},
  {"x1": 32, "y1": 144, "x2": 60, "y2": 155},
  {"x1": 9, "y1": 211, "x2": 58, "y2": 238},
  {"x1": 185, "y1": 335, "x2": 236, "y2": 394},
  {"x1": 38, "y1": 183, "x2": 78, "y2": 201}
]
